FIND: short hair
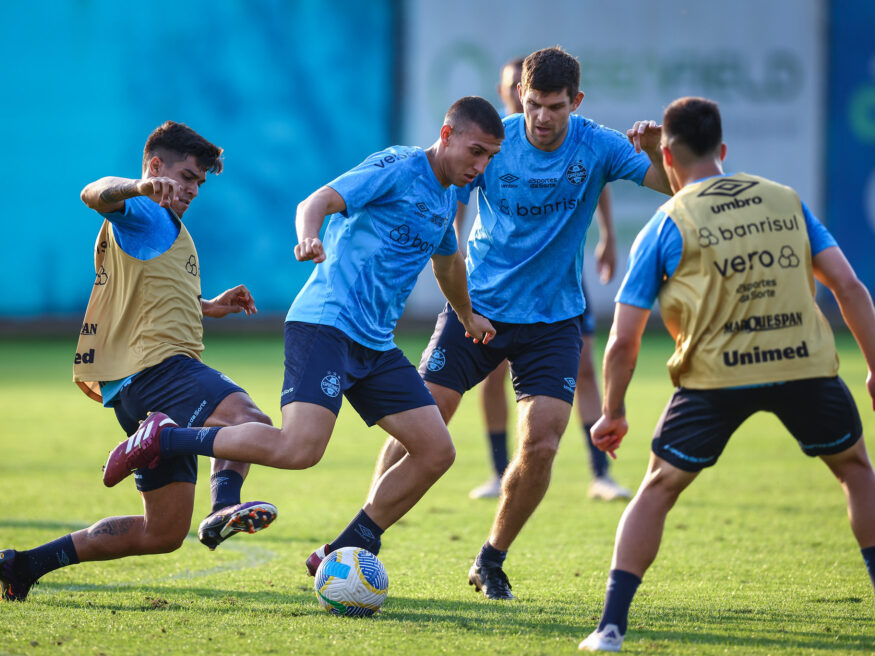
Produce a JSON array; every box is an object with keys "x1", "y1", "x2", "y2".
[
  {"x1": 444, "y1": 96, "x2": 504, "y2": 140},
  {"x1": 662, "y1": 97, "x2": 723, "y2": 157},
  {"x1": 143, "y1": 121, "x2": 223, "y2": 174},
  {"x1": 502, "y1": 56, "x2": 525, "y2": 76},
  {"x1": 520, "y1": 46, "x2": 580, "y2": 101}
]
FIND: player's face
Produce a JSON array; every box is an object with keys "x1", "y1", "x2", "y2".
[
  {"x1": 152, "y1": 154, "x2": 207, "y2": 217},
  {"x1": 443, "y1": 124, "x2": 503, "y2": 187},
  {"x1": 521, "y1": 87, "x2": 583, "y2": 152}
]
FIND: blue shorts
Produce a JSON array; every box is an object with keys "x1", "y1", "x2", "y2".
[
  {"x1": 420, "y1": 304, "x2": 584, "y2": 404},
  {"x1": 581, "y1": 277, "x2": 595, "y2": 336},
  {"x1": 281, "y1": 322, "x2": 436, "y2": 426},
  {"x1": 111, "y1": 354, "x2": 246, "y2": 492},
  {"x1": 653, "y1": 376, "x2": 863, "y2": 472}
]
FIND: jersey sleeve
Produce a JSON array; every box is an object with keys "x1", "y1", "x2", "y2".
[
  {"x1": 455, "y1": 174, "x2": 483, "y2": 205},
  {"x1": 601, "y1": 126, "x2": 651, "y2": 186},
  {"x1": 100, "y1": 196, "x2": 178, "y2": 259},
  {"x1": 617, "y1": 211, "x2": 682, "y2": 309},
  {"x1": 801, "y1": 201, "x2": 838, "y2": 256},
  {"x1": 328, "y1": 149, "x2": 410, "y2": 216}
]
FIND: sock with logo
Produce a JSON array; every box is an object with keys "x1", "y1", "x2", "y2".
[
  {"x1": 210, "y1": 470, "x2": 244, "y2": 513},
  {"x1": 21, "y1": 535, "x2": 80, "y2": 582},
  {"x1": 862, "y1": 546, "x2": 875, "y2": 592},
  {"x1": 476, "y1": 541, "x2": 507, "y2": 567},
  {"x1": 584, "y1": 423, "x2": 609, "y2": 478},
  {"x1": 597, "y1": 569, "x2": 642, "y2": 635},
  {"x1": 488, "y1": 431, "x2": 509, "y2": 478},
  {"x1": 159, "y1": 427, "x2": 219, "y2": 458},
  {"x1": 329, "y1": 509, "x2": 384, "y2": 555}
]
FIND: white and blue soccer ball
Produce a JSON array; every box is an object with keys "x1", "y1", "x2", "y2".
[{"x1": 314, "y1": 547, "x2": 389, "y2": 617}]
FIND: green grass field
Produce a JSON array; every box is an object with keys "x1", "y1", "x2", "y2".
[{"x1": 0, "y1": 332, "x2": 873, "y2": 655}]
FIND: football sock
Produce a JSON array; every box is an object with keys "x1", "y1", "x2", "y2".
[
  {"x1": 477, "y1": 541, "x2": 507, "y2": 567},
  {"x1": 159, "y1": 427, "x2": 219, "y2": 458},
  {"x1": 862, "y1": 545, "x2": 875, "y2": 590},
  {"x1": 22, "y1": 535, "x2": 79, "y2": 581},
  {"x1": 488, "y1": 431, "x2": 509, "y2": 478},
  {"x1": 584, "y1": 423, "x2": 609, "y2": 478},
  {"x1": 329, "y1": 509, "x2": 384, "y2": 555},
  {"x1": 210, "y1": 470, "x2": 244, "y2": 513},
  {"x1": 597, "y1": 569, "x2": 642, "y2": 635}
]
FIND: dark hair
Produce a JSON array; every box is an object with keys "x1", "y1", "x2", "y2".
[
  {"x1": 444, "y1": 96, "x2": 504, "y2": 139},
  {"x1": 663, "y1": 97, "x2": 722, "y2": 157},
  {"x1": 521, "y1": 46, "x2": 580, "y2": 101},
  {"x1": 503, "y1": 56, "x2": 525, "y2": 73},
  {"x1": 143, "y1": 121, "x2": 223, "y2": 174}
]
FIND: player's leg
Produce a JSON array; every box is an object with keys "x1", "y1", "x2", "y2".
[
  {"x1": 197, "y1": 391, "x2": 278, "y2": 549},
  {"x1": 820, "y1": 439, "x2": 875, "y2": 548},
  {"x1": 470, "y1": 360, "x2": 510, "y2": 499},
  {"x1": 1, "y1": 482, "x2": 194, "y2": 602},
  {"x1": 577, "y1": 336, "x2": 630, "y2": 501}
]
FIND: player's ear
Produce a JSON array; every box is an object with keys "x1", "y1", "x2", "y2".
[
  {"x1": 147, "y1": 155, "x2": 162, "y2": 177},
  {"x1": 719, "y1": 143, "x2": 727, "y2": 161},
  {"x1": 570, "y1": 90, "x2": 584, "y2": 111},
  {"x1": 440, "y1": 124, "x2": 453, "y2": 146},
  {"x1": 662, "y1": 146, "x2": 673, "y2": 168}
]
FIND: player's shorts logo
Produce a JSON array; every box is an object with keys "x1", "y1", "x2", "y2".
[
  {"x1": 321, "y1": 371, "x2": 341, "y2": 397},
  {"x1": 562, "y1": 377, "x2": 577, "y2": 393},
  {"x1": 565, "y1": 161, "x2": 588, "y2": 185},
  {"x1": 426, "y1": 347, "x2": 446, "y2": 372}
]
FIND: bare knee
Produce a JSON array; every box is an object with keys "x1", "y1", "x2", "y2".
[
  {"x1": 519, "y1": 435, "x2": 560, "y2": 468},
  {"x1": 143, "y1": 526, "x2": 187, "y2": 554}
]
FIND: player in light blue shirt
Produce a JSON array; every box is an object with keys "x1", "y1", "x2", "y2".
[
  {"x1": 374, "y1": 47, "x2": 673, "y2": 600},
  {"x1": 102, "y1": 97, "x2": 505, "y2": 573}
]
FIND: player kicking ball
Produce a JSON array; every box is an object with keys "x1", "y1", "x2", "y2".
[
  {"x1": 97, "y1": 97, "x2": 503, "y2": 576},
  {"x1": 579, "y1": 97, "x2": 875, "y2": 651}
]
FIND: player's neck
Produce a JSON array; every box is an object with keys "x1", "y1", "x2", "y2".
[
  {"x1": 425, "y1": 143, "x2": 450, "y2": 188},
  {"x1": 678, "y1": 161, "x2": 724, "y2": 190}
]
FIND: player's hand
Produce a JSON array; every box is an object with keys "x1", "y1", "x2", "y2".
[
  {"x1": 595, "y1": 235, "x2": 616, "y2": 283},
  {"x1": 295, "y1": 237, "x2": 326, "y2": 263},
  {"x1": 137, "y1": 177, "x2": 181, "y2": 210},
  {"x1": 203, "y1": 284, "x2": 258, "y2": 318},
  {"x1": 591, "y1": 414, "x2": 628, "y2": 459},
  {"x1": 626, "y1": 120, "x2": 662, "y2": 157},
  {"x1": 461, "y1": 313, "x2": 496, "y2": 345}
]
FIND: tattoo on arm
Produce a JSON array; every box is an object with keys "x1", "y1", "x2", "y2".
[
  {"x1": 87, "y1": 516, "x2": 138, "y2": 537},
  {"x1": 98, "y1": 180, "x2": 140, "y2": 205}
]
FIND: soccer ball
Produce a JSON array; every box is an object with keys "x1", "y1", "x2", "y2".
[{"x1": 314, "y1": 547, "x2": 389, "y2": 617}]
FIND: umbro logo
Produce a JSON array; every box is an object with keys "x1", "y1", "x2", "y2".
[
  {"x1": 416, "y1": 202, "x2": 428, "y2": 213},
  {"x1": 697, "y1": 178, "x2": 759, "y2": 198},
  {"x1": 499, "y1": 173, "x2": 519, "y2": 184}
]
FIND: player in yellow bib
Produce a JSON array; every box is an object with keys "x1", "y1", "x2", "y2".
[{"x1": 579, "y1": 97, "x2": 875, "y2": 652}]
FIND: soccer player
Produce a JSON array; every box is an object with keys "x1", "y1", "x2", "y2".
[
  {"x1": 95, "y1": 97, "x2": 503, "y2": 574},
  {"x1": 467, "y1": 56, "x2": 630, "y2": 502},
  {"x1": 0, "y1": 121, "x2": 276, "y2": 601},
  {"x1": 579, "y1": 97, "x2": 875, "y2": 652},
  {"x1": 376, "y1": 46, "x2": 671, "y2": 600}
]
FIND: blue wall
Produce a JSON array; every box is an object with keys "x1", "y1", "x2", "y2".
[{"x1": 2, "y1": 2, "x2": 394, "y2": 317}]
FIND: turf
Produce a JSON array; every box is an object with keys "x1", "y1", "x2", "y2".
[{"x1": 0, "y1": 332, "x2": 873, "y2": 655}]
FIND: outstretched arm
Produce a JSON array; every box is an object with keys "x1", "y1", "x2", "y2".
[
  {"x1": 591, "y1": 303, "x2": 651, "y2": 456},
  {"x1": 813, "y1": 245, "x2": 875, "y2": 408},
  {"x1": 81, "y1": 176, "x2": 182, "y2": 214},
  {"x1": 627, "y1": 120, "x2": 672, "y2": 196},
  {"x1": 294, "y1": 186, "x2": 346, "y2": 263},
  {"x1": 431, "y1": 251, "x2": 495, "y2": 344}
]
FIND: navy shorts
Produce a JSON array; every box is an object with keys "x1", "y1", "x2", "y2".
[
  {"x1": 111, "y1": 354, "x2": 246, "y2": 492},
  {"x1": 420, "y1": 304, "x2": 584, "y2": 404},
  {"x1": 282, "y1": 322, "x2": 436, "y2": 426},
  {"x1": 652, "y1": 376, "x2": 863, "y2": 472}
]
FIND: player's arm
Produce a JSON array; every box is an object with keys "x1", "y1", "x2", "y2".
[
  {"x1": 594, "y1": 188, "x2": 616, "y2": 283},
  {"x1": 294, "y1": 186, "x2": 346, "y2": 263},
  {"x1": 627, "y1": 120, "x2": 672, "y2": 195},
  {"x1": 592, "y1": 303, "x2": 651, "y2": 456},
  {"x1": 813, "y1": 246, "x2": 875, "y2": 408},
  {"x1": 202, "y1": 284, "x2": 258, "y2": 318},
  {"x1": 453, "y1": 200, "x2": 468, "y2": 258},
  {"x1": 431, "y1": 251, "x2": 495, "y2": 344},
  {"x1": 80, "y1": 176, "x2": 181, "y2": 214}
]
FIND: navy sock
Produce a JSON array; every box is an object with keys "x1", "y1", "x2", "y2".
[
  {"x1": 597, "y1": 569, "x2": 642, "y2": 635},
  {"x1": 22, "y1": 535, "x2": 79, "y2": 582},
  {"x1": 584, "y1": 423, "x2": 609, "y2": 478},
  {"x1": 488, "y1": 431, "x2": 509, "y2": 477},
  {"x1": 210, "y1": 470, "x2": 244, "y2": 513},
  {"x1": 862, "y1": 545, "x2": 875, "y2": 591},
  {"x1": 160, "y1": 426, "x2": 219, "y2": 458},
  {"x1": 477, "y1": 541, "x2": 507, "y2": 567},
  {"x1": 329, "y1": 509, "x2": 384, "y2": 555}
]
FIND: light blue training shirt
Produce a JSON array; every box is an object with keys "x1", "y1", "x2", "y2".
[
  {"x1": 458, "y1": 113, "x2": 651, "y2": 324},
  {"x1": 287, "y1": 146, "x2": 458, "y2": 350}
]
